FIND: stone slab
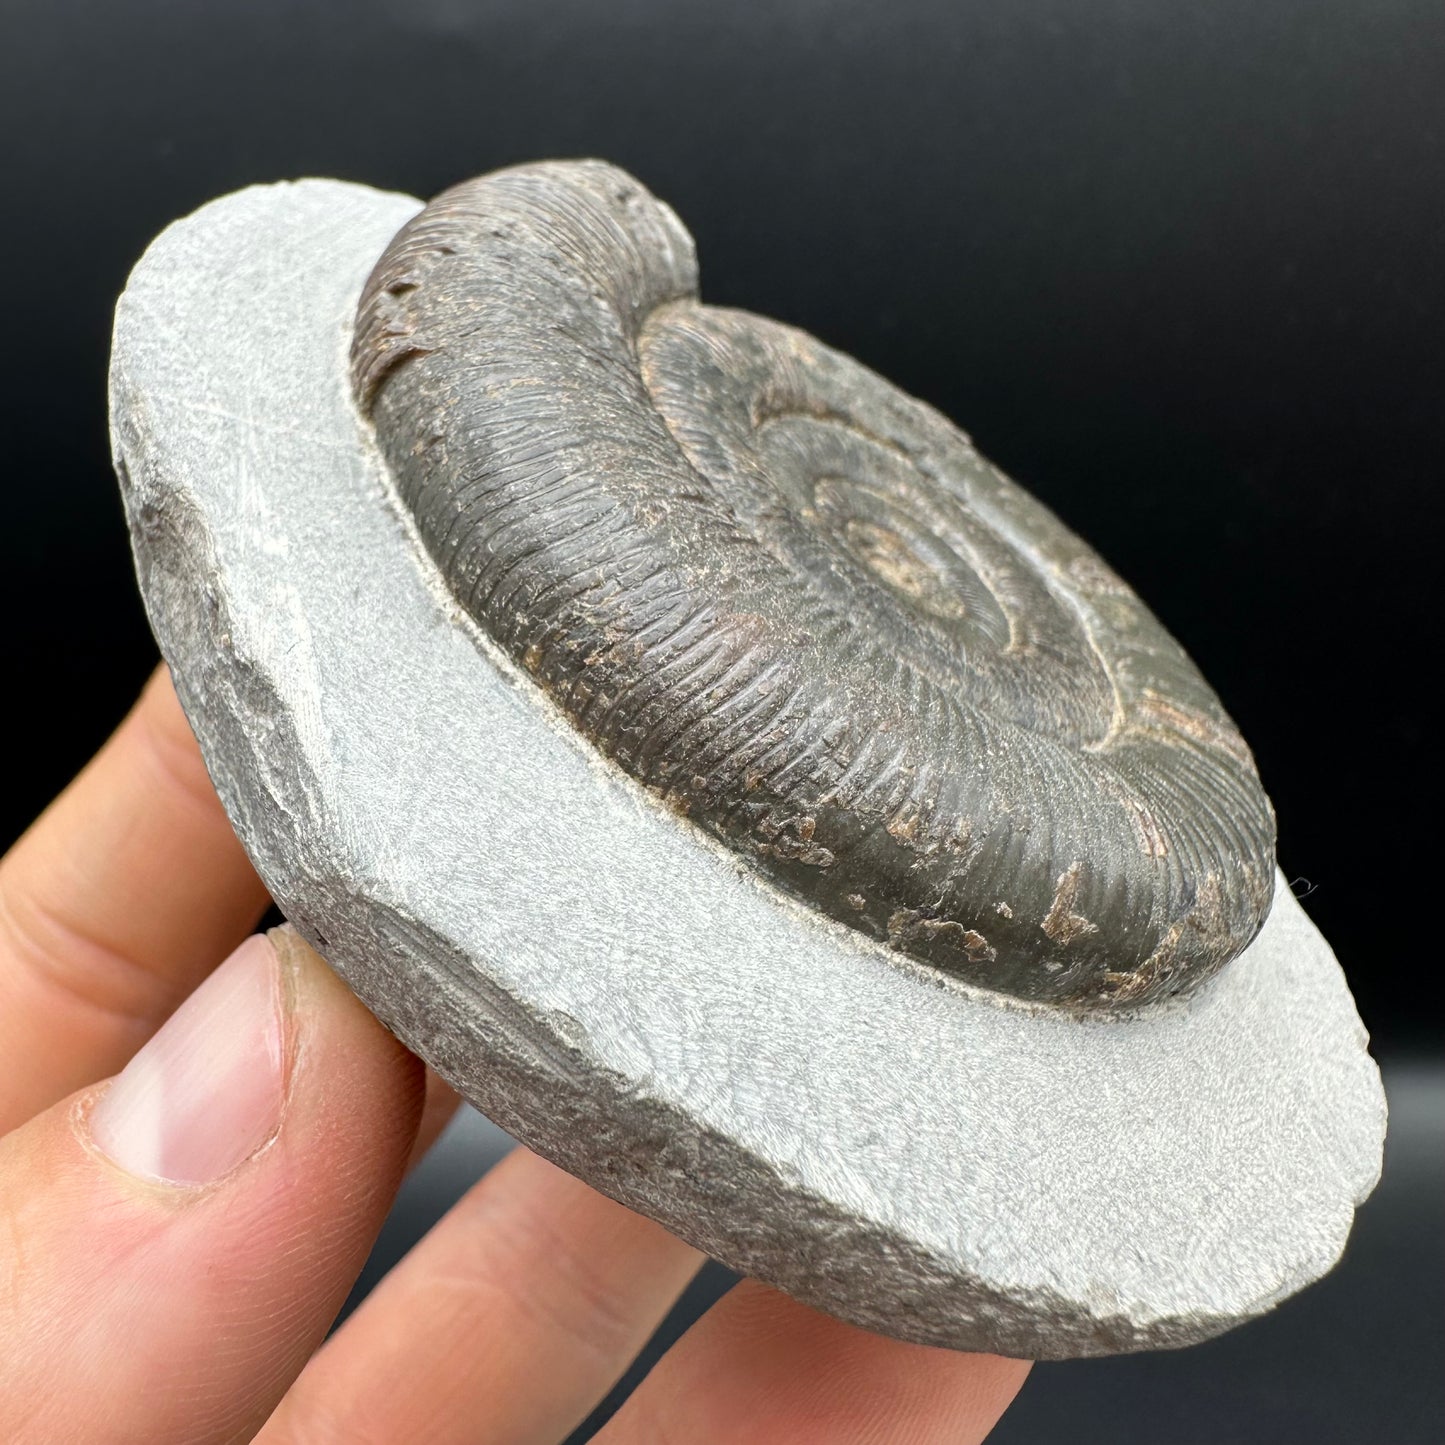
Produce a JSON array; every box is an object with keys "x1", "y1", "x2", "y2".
[{"x1": 109, "y1": 178, "x2": 1386, "y2": 1359}]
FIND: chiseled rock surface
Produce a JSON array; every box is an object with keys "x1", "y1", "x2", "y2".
[{"x1": 109, "y1": 178, "x2": 1385, "y2": 1359}]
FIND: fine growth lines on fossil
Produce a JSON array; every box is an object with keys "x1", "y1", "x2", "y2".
[{"x1": 350, "y1": 159, "x2": 1276, "y2": 1009}]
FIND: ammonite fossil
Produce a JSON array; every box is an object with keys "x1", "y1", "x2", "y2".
[
  {"x1": 109, "y1": 167, "x2": 1382, "y2": 1359},
  {"x1": 351, "y1": 160, "x2": 1275, "y2": 1008}
]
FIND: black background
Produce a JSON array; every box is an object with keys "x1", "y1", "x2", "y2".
[
  {"x1": 4, "y1": 0, "x2": 1441, "y2": 1051},
  {"x1": 2, "y1": 1, "x2": 1441, "y2": 1439}
]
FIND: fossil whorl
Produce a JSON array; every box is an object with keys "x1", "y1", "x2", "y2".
[{"x1": 350, "y1": 159, "x2": 1276, "y2": 1009}]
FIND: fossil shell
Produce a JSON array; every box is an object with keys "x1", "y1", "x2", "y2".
[{"x1": 351, "y1": 160, "x2": 1275, "y2": 1008}]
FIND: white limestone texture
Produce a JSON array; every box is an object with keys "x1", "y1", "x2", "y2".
[{"x1": 109, "y1": 178, "x2": 1386, "y2": 1359}]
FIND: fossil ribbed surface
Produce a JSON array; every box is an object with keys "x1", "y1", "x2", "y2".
[{"x1": 351, "y1": 160, "x2": 1275, "y2": 1007}]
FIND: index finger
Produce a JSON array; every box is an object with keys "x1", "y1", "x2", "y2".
[
  {"x1": 597, "y1": 1279, "x2": 1030, "y2": 1445},
  {"x1": 0, "y1": 666, "x2": 271, "y2": 1131}
]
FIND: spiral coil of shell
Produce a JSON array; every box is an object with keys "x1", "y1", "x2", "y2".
[{"x1": 351, "y1": 160, "x2": 1275, "y2": 1009}]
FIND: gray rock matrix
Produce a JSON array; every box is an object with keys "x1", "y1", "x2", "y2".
[{"x1": 110, "y1": 176, "x2": 1384, "y2": 1359}]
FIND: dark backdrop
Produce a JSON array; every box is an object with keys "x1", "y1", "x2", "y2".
[
  {"x1": 4, "y1": 0, "x2": 1440, "y2": 1051},
  {"x1": 2, "y1": 2, "x2": 1441, "y2": 1439}
]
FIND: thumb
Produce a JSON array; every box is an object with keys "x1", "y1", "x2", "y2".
[{"x1": 0, "y1": 927, "x2": 424, "y2": 1444}]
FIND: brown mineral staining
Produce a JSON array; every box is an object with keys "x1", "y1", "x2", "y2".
[
  {"x1": 1041, "y1": 863, "x2": 1100, "y2": 946},
  {"x1": 886, "y1": 909, "x2": 917, "y2": 946},
  {"x1": 761, "y1": 838, "x2": 836, "y2": 869},
  {"x1": 353, "y1": 159, "x2": 1276, "y2": 1009},
  {"x1": 960, "y1": 930, "x2": 997, "y2": 963},
  {"x1": 1136, "y1": 688, "x2": 1255, "y2": 768},
  {"x1": 1100, "y1": 923, "x2": 1184, "y2": 1005},
  {"x1": 1127, "y1": 801, "x2": 1171, "y2": 860},
  {"x1": 886, "y1": 913, "x2": 996, "y2": 965},
  {"x1": 1097, "y1": 873, "x2": 1238, "y2": 1004},
  {"x1": 757, "y1": 815, "x2": 835, "y2": 869},
  {"x1": 1194, "y1": 871, "x2": 1226, "y2": 919}
]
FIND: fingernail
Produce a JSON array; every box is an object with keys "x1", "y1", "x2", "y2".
[{"x1": 90, "y1": 934, "x2": 286, "y2": 1186}]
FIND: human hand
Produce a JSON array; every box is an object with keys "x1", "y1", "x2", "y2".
[{"x1": 0, "y1": 667, "x2": 1030, "y2": 1442}]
